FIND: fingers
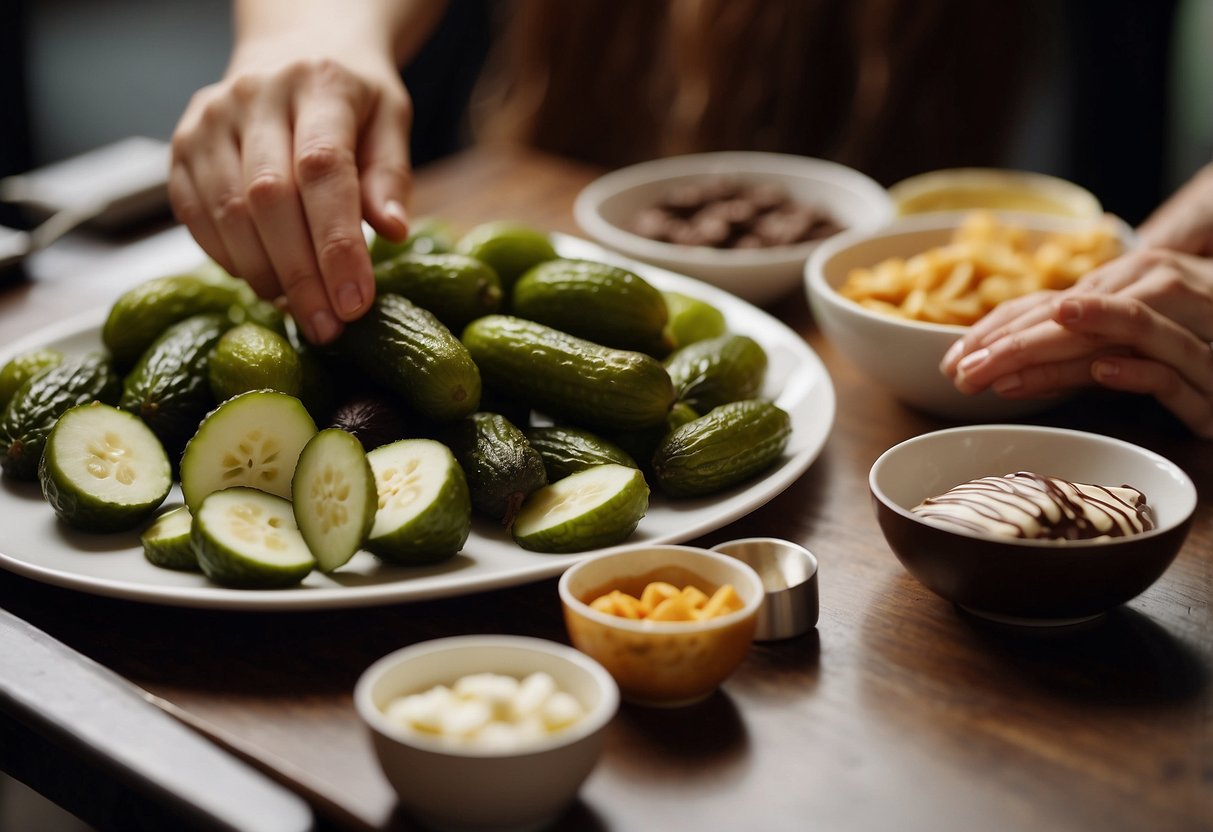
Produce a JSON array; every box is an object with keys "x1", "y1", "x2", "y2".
[
  {"x1": 951, "y1": 317, "x2": 1101, "y2": 395},
  {"x1": 939, "y1": 250, "x2": 1155, "y2": 376},
  {"x1": 358, "y1": 88, "x2": 413, "y2": 242},
  {"x1": 169, "y1": 60, "x2": 409, "y2": 345},
  {"x1": 1090, "y1": 357, "x2": 1213, "y2": 439},
  {"x1": 239, "y1": 85, "x2": 339, "y2": 343},
  {"x1": 939, "y1": 245, "x2": 1213, "y2": 377},
  {"x1": 291, "y1": 63, "x2": 376, "y2": 329},
  {"x1": 1120, "y1": 250, "x2": 1213, "y2": 340},
  {"x1": 1053, "y1": 295, "x2": 1213, "y2": 397},
  {"x1": 167, "y1": 156, "x2": 236, "y2": 277},
  {"x1": 939, "y1": 291, "x2": 1052, "y2": 374},
  {"x1": 171, "y1": 85, "x2": 282, "y2": 300}
]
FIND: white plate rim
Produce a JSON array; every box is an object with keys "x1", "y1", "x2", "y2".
[{"x1": 0, "y1": 235, "x2": 835, "y2": 610}]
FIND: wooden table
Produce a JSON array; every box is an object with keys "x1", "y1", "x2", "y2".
[{"x1": 1, "y1": 148, "x2": 1210, "y2": 832}]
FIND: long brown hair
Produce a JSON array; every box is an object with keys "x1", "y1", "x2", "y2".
[{"x1": 471, "y1": 0, "x2": 1039, "y2": 184}]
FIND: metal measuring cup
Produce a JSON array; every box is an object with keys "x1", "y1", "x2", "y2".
[{"x1": 711, "y1": 538, "x2": 819, "y2": 641}]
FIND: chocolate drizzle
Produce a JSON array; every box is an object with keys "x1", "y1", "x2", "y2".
[{"x1": 911, "y1": 472, "x2": 1155, "y2": 541}]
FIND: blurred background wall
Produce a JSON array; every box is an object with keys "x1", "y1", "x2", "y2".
[
  {"x1": 0, "y1": 0, "x2": 1210, "y2": 220},
  {"x1": 1, "y1": 0, "x2": 1209, "y2": 225}
]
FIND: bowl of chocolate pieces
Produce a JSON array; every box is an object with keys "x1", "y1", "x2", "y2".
[
  {"x1": 574, "y1": 151, "x2": 893, "y2": 305},
  {"x1": 869, "y1": 425, "x2": 1196, "y2": 626}
]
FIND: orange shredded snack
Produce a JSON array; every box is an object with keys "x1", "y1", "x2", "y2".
[
  {"x1": 589, "y1": 581, "x2": 743, "y2": 621},
  {"x1": 838, "y1": 211, "x2": 1122, "y2": 326}
]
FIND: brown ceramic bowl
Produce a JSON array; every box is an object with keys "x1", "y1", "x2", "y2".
[
  {"x1": 575, "y1": 151, "x2": 893, "y2": 305},
  {"x1": 869, "y1": 425, "x2": 1196, "y2": 626}
]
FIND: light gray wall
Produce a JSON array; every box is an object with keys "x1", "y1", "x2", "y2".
[{"x1": 26, "y1": 0, "x2": 232, "y2": 165}]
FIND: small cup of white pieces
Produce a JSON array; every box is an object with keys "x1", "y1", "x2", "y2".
[{"x1": 384, "y1": 671, "x2": 586, "y2": 751}]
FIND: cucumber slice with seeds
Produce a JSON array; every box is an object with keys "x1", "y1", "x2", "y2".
[
  {"x1": 141, "y1": 505, "x2": 198, "y2": 571},
  {"x1": 192, "y1": 487, "x2": 315, "y2": 588},
  {"x1": 38, "y1": 402, "x2": 172, "y2": 532},
  {"x1": 180, "y1": 390, "x2": 317, "y2": 512},
  {"x1": 291, "y1": 429, "x2": 377, "y2": 573},
  {"x1": 365, "y1": 438, "x2": 471, "y2": 565},
  {"x1": 512, "y1": 463, "x2": 649, "y2": 553}
]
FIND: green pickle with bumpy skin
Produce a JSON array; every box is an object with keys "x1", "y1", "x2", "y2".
[
  {"x1": 439, "y1": 412, "x2": 547, "y2": 527},
  {"x1": 0, "y1": 353, "x2": 121, "y2": 480},
  {"x1": 462, "y1": 315, "x2": 674, "y2": 431},
  {"x1": 335, "y1": 293, "x2": 481, "y2": 424},
  {"x1": 664, "y1": 333, "x2": 768, "y2": 413},
  {"x1": 511, "y1": 259, "x2": 670, "y2": 355},
  {"x1": 653, "y1": 399, "x2": 791, "y2": 497},
  {"x1": 120, "y1": 313, "x2": 230, "y2": 459}
]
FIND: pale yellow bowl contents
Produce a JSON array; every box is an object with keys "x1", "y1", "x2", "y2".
[{"x1": 890, "y1": 168, "x2": 1103, "y2": 219}]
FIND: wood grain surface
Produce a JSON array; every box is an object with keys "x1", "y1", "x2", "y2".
[{"x1": 1, "y1": 147, "x2": 1209, "y2": 832}]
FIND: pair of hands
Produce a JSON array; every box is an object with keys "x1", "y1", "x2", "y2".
[{"x1": 941, "y1": 165, "x2": 1213, "y2": 438}]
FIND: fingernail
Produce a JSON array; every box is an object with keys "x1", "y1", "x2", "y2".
[
  {"x1": 1060, "y1": 299, "x2": 1082, "y2": 323},
  {"x1": 992, "y1": 373, "x2": 1022, "y2": 395},
  {"x1": 384, "y1": 200, "x2": 409, "y2": 235},
  {"x1": 941, "y1": 340, "x2": 965, "y2": 371},
  {"x1": 310, "y1": 309, "x2": 340, "y2": 344},
  {"x1": 337, "y1": 281, "x2": 364, "y2": 317},
  {"x1": 957, "y1": 347, "x2": 989, "y2": 375},
  {"x1": 1093, "y1": 360, "x2": 1118, "y2": 381}
]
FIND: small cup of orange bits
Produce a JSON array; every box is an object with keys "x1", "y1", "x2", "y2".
[{"x1": 558, "y1": 545, "x2": 764, "y2": 706}]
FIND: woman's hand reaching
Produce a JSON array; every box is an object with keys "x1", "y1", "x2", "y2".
[
  {"x1": 940, "y1": 164, "x2": 1213, "y2": 438},
  {"x1": 168, "y1": 1, "x2": 447, "y2": 345}
]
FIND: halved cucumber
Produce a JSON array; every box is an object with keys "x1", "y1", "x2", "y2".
[
  {"x1": 38, "y1": 402, "x2": 172, "y2": 532},
  {"x1": 511, "y1": 464, "x2": 649, "y2": 553},
  {"x1": 180, "y1": 390, "x2": 317, "y2": 512},
  {"x1": 291, "y1": 428, "x2": 377, "y2": 573},
  {"x1": 365, "y1": 438, "x2": 471, "y2": 565},
  {"x1": 140, "y1": 505, "x2": 197, "y2": 571},
  {"x1": 192, "y1": 486, "x2": 315, "y2": 588}
]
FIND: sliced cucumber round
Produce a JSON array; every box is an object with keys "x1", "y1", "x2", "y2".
[
  {"x1": 192, "y1": 487, "x2": 315, "y2": 588},
  {"x1": 512, "y1": 463, "x2": 649, "y2": 553},
  {"x1": 291, "y1": 428, "x2": 376, "y2": 573},
  {"x1": 365, "y1": 438, "x2": 471, "y2": 565},
  {"x1": 38, "y1": 402, "x2": 172, "y2": 532},
  {"x1": 140, "y1": 505, "x2": 197, "y2": 571},
  {"x1": 180, "y1": 390, "x2": 317, "y2": 512}
]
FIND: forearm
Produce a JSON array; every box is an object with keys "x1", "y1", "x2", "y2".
[
  {"x1": 1137, "y1": 162, "x2": 1213, "y2": 256},
  {"x1": 230, "y1": 0, "x2": 449, "y2": 73}
]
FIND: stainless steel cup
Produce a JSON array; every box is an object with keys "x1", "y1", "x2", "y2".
[{"x1": 711, "y1": 537, "x2": 819, "y2": 641}]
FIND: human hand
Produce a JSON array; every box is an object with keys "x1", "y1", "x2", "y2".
[
  {"x1": 169, "y1": 45, "x2": 412, "y2": 344},
  {"x1": 939, "y1": 248, "x2": 1213, "y2": 438}
]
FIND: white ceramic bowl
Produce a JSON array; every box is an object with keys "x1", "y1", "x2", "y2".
[
  {"x1": 805, "y1": 211, "x2": 1135, "y2": 420},
  {"x1": 870, "y1": 425, "x2": 1196, "y2": 626},
  {"x1": 559, "y1": 544, "x2": 764, "y2": 707},
  {"x1": 574, "y1": 151, "x2": 894, "y2": 306},
  {"x1": 355, "y1": 635, "x2": 619, "y2": 832}
]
